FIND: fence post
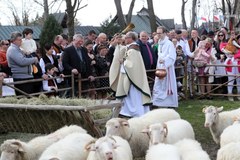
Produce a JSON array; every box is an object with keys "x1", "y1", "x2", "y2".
[
  {"x1": 183, "y1": 62, "x2": 188, "y2": 98},
  {"x1": 78, "y1": 74, "x2": 82, "y2": 98},
  {"x1": 0, "y1": 76, "x2": 3, "y2": 97},
  {"x1": 71, "y1": 73, "x2": 75, "y2": 98},
  {"x1": 191, "y1": 62, "x2": 196, "y2": 97}
]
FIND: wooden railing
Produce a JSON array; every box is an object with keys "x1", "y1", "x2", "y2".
[{"x1": 1, "y1": 63, "x2": 240, "y2": 100}]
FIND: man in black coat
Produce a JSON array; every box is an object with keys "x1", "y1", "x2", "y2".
[
  {"x1": 62, "y1": 34, "x2": 95, "y2": 97},
  {"x1": 137, "y1": 31, "x2": 157, "y2": 70}
]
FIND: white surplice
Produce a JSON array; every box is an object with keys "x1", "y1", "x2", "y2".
[{"x1": 152, "y1": 36, "x2": 178, "y2": 108}]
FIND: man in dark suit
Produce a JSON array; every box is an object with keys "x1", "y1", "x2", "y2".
[
  {"x1": 137, "y1": 31, "x2": 157, "y2": 70},
  {"x1": 62, "y1": 34, "x2": 95, "y2": 97}
]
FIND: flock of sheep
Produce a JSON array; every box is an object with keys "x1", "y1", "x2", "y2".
[{"x1": 0, "y1": 105, "x2": 239, "y2": 160}]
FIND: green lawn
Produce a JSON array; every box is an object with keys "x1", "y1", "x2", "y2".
[
  {"x1": 0, "y1": 97, "x2": 239, "y2": 160},
  {"x1": 177, "y1": 98, "x2": 240, "y2": 159}
]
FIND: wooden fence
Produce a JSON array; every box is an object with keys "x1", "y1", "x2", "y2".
[{"x1": 2, "y1": 63, "x2": 240, "y2": 99}]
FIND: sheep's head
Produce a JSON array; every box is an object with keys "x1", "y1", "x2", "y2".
[
  {"x1": 86, "y1": 136, "x2": 118, "y2": 160},
  {"x1": 142, "y1": 123, "x2": 168, "y2": 146},
  {"x1": 0, "y1": 139, "x2": 25, "y2": 160},
  {"x1": 202, "y1": 105, "x2": 223, "y2": 127},
  {"x1": 105, "y1": 118, "x2": 129, "y2": 138}
]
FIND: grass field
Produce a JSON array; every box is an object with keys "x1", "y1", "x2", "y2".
[
  {"x1": 0, "y1": 97, "x2": 239, "y2": 160},
  {"x1": 177, "y1": 97, "x2": 240, "y2": 160}
]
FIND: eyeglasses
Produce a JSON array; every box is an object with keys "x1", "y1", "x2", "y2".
[
  {"x1": 218, "y1": 35, "x2": 224, "y2": 37},
  {"x1": 3, "y1": 43, "x2": 9, "y2": 46},
  {"x1": 157, "y1": 32, "x2": 163, "y2": 35}
]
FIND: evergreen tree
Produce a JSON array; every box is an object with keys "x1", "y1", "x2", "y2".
[
  {"x1": 39, "y1": 14, "x2": 62, "y2": 55},
  {"x1": 100, "y1": 16, "x2": 121, "y2": 37}
]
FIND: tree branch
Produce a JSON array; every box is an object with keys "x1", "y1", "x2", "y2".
[{"x1": 33, "y1": 0, "x2": 44, "y2": 7}]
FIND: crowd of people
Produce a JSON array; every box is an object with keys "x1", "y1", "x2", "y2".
[{"x1": 1, "y1": 25, "x2": 240, "y2": 117}]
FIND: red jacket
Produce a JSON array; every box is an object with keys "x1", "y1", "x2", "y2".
[{"x1": 0, "y1": 50, "x2": 8, "y2": 67}]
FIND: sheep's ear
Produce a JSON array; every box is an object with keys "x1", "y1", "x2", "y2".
[
  {"x1": 202, "y1": 105, "x2": 207, "y2": 113},
  {"x1": 85, "y1": 139, "x2": 96, "y2": 151},
  {"x1": 163, "y1": 123, "x2": 168, "y2": 138},
  {"x1": 12, "y1": 141, "x2": 25, "y2": 153},
  {"x1": 217, "y1": 106, "x2": 224, "y2": 112},
  {"x1": 141, "y1": 127, "x2": 149, "y2": 134},
  {"x1": 85, "y1": 143, "x2": 96, "y2": 151},
  {"x1": 233, "y1": 116, "x2": 238, "y2": 122},
  {"x1": 112, "y1": 143, "x2": 119, "y2": 149}
]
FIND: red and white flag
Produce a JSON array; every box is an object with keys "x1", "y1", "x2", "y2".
[
  {"x1": 214, "y1": 15, "x2": 220, "y2": 21},
  {"x1": 201, "y1": 17, "x2": 207, "y2": 21}
]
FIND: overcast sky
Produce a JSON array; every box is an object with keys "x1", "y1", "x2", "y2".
[{"x1": 0, "y1": 0, "x2": 194, "y2": 26}]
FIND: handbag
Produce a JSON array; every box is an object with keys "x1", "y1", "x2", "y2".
[{"x1": 193, "y1": 60, "x2": 207, "y2": 68}]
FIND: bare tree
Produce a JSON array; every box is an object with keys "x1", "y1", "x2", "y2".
[
  {"x1": 34, "y1": 0, "x2": 62, "y2": 21},
  {"x1": 11, "y1": 11, "x2": 21, "y2": 26},
  {"x1": 147, "y1": 0, "x2": 157, "y2": 33},
  {"x1": 224, "y1": 0, "x2": 239, "y2": 30},
  {"x1": 114, "y1": 0, "x2": 136, "y2": 29},
  {"x1": 181, "y1": 0, "x2": 188, "y2": 29},
  {"x1": 7, "y1": 1, "x2": 22, "y2": 26},
  {"x1": 126, "y1": 0, "x2": 136, "y2": 24},
  {"x1": 43, "y1": 0, "x2": 49, "y2": 21},
  {"x1": 221, "y1": 0, "x2": 226, "y2": 17},
  {"x1": 22, "y1": 10, "x2": 30, "y2": 26},
  {"x1": 34, "y1": 0, "x2": 49, "y2": 20},
  {"x1": 65, "y1": 0, "x2": 87, "y2": 40},
  {"x1": 114, "y1": 0, "x2": 126, "y2": 28},
  {"x1": 190, "y1": 0, "x2": 197, "y2": 30}
]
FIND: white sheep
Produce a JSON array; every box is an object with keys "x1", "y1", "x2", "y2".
[
  {"x1": 39, "y1": 133, "x2": 94, "y2": 160},
  {"x1": 0, "y1": 125, "x2": 86, "y2": 160},
  {"x1": 142, "y1": 119, "x2": 195, "y2": 146},
  {"x1": 174, "y1": 139, "x2": 210, "y2": 160},
  {"x1": 220, "y1": 118, "x2": 240, "y2": 147},
  {"x1": 217, "y1": 142, "x2": 240, "y2": 160},
  {"x1": 202, "y1": 105, "x2": 240, "y2": 144},
  {"x1": 105, "y1": 108, "x2": 180, "y2": 158},
  {"x1": 85, "y1": 136, "x2": 132, "y2": 160},
  {"x1": 145, "y1": 143, "x2": 181, "y2": 160}
]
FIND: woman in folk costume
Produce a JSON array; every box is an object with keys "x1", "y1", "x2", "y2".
[
  {"x1": 109, "y1": 31, "x2": 151, "y2": 118},
  {"x1": 152, "y1": 26, "x2": 178, "y2": 108},
  {"x1": 222, "y1": 34, "x2": 240, "y2": 101}
]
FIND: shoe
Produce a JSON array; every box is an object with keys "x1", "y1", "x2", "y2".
[
  {"x1": 228, "y1": 97, "x2": 234, "y2": 101},
  {"x1": 178, "y1": 92, "x2": 185, "y2": 97},
  {"x1": 206, "y1": 96, "x2": 213, "y2": 100},
  {"x1": 199, "y1": 96, "x2": 206, "y2": 100},
  {"x1": 177, "y1": 81, "x2": 183, "y2": 87}
]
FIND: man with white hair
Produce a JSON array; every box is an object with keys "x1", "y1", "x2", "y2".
[
  {"x1": 62, "y1": 34, "x2": 95, "y2": 97},
  {"x1": 109, "y1": 31, "x2": 151, "y2": 118},
  {"x1": 7, "y1": 31, "x2": 38, "y2": 95},
  {"x1": 93, "y1": 32, "x2": 108, "y2": 54}
]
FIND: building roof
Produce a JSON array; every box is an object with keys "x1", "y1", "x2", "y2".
[
  {"x1": 131, "y1": 15, "x2": 175, "y2": 34},
  {"x1": 0, "y1": 26, "x2": 42, "y2": 40},
  {"x1": 52, "y1": 12, "x2": 68, "y2": 28},
  {"x1": 52, "y1": 12, "x2": 66, "y2": 24},
  {"x1": 156, "y1": 18, "x2": 175, "y2": 31},
  {"x1": 0, "y1": 25, "x2": 100, "y2": 40},
  {"x1": 75, "y1": 26, "x2": 100, "y2": 36},
  {"x1": 112, "y1": 7, "x2": 175, "y2": 34}
]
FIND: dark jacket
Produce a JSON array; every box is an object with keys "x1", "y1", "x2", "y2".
[
  {"x1": 62, "y1": 45, "x2": 92, "y2": 78},
  {"x1": 137, "y1": 39, "x2": 157, "y2": 70}
]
